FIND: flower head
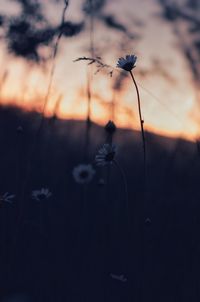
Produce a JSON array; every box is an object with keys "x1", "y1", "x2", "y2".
[
  {"x1": 72, "y1": 164, "x2": 95, "y2": 184},
  {"x1": 32, "y1": 188, "x2": 52, "y2": 202},
  {"x1": 117, "y1": 54, "x2": 137, "y2": 71},
  {"x1": 0, "y1": 192, "x2": 15, "y2": 206},
  {"x1": 95, "y1": 144, "x2": 117, "y2": 166}
]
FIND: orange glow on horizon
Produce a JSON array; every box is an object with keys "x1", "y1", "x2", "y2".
[
  {"x1": 0, "y1": 91, "x2": 197, "y2": 143},
  {"x1": 0, "y1": 0, "x2": 199, "y2": 143}
]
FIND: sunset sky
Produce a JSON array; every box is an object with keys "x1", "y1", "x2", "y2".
[{"x1": 0, "y1": 0, "x2": 198, "y2": 141}]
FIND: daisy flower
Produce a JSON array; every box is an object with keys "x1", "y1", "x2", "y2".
[
  {"x1": 95, "y1": 144, "x2": 117, "y2": 166},
  {"x1": 32, "y1": 188, "x2": 52, "y2": 202},
  {"x1": 72, "y1": 164, "x2": 95, "y2": 184},
  {"x1": 0, "y1": 192, "x2": 15, "y2": 205},
  {"x1": 117, "y1": 54, "x2": 137, "y2": 71}
]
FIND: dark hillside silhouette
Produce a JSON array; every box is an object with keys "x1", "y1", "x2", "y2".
[{"x1": 0, "y1": 105, "x2": 200, "y2": 301}]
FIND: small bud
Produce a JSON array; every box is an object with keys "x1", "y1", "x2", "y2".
[
  {"x1": 105, "y1": 120, "x2": 116, "y2": 134},
  {"x1": 145, "y1": 217, "x2": 152, "y2": 226},
  {"x1": 17, "y1": 126, "x2": 23, "y2": 133}
]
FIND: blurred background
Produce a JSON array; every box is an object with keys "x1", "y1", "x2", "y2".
[
  {"x1": 0, "y1": 1, "x2": 200, "y2": 302},
  {"x1": 0, "y1": 0, "x2": 199, "y2": 139}
]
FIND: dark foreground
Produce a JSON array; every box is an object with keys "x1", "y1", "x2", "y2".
[{"x1": 0, "y1": 106, "x2": 200, "y2": 302}]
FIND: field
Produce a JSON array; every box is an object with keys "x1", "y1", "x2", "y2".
[
  {"x1": 0, "y1": 105, "x2": 199, "y2": 301},
  {"x1": 0, "y1": 0, "x2": 200, "y2": 301}
]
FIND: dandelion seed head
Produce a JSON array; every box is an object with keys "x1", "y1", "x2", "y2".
[{"x1": 73, "y1": 164, "x2": 95, "y2": 184}]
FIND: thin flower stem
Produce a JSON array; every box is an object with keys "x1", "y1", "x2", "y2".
[
  {"x1": 84, "y1": 69, "x2": 92, "y2": 161},
  {"x1": 113, "y1": 160, "x2": 130, "y2": 228},
  {"x1": 129, "y1": 70, "x2": 147, "y2": 184},
  {"x1": 84, "y1": 0, "x2": 94, "y2": 161},
  {"x1": 130, "y1": 70, "x2": 146, "y2": 301},
  {"x1": 113, "y1": 159, "x2": 131, "y2": 285}
]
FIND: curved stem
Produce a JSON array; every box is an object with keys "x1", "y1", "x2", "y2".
[
  {"x1": 130, "y1": 70, "x2": 147, "y2": 302},
  {"x1": 84, "y1": 69, "x2": 92, "y2": 161},
  {"x1": 129, "y1": 70, "x2": 146, "y2": 184}
]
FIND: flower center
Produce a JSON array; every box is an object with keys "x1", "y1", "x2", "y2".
[
  {"x1": 105, "y1": 151, "x2": 115, "y2": 162},
  {"x1": 38, "y1": 193, "x2": 46, "y2": 200},
  {"x1": 80, "y1": 170, "x2": 89, "y2": 179},
  {"x1": 123, "y1": 62, "x2": 134, "y2": 71}
]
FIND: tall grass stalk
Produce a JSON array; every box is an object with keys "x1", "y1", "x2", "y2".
[
  {"x1": 84, "y1": 69, "x2": 92, "y2": 161},
  {"x1": 112, "y1": 158, "x2": 131, "y2": 290},
  {"x1": 111, "y1": 90, "x2": 116, "y2": 122},
  {"x1": 103, "y1": 130, "x2": 115, "y2": 300},
  {"x1": 11, "y1": 0, "x2": 70, "y2": 280},
  {"x1": 0, "y1": 70, "x2": 8, "y2": 100},
  {"x1": 79, "y1": 3, "x2": 95, "y2": 299},
  {"x1": 113, "y1": 159, "x2": 130, "y2": 228},
  {"x1": 38, "y1": 0, "x2": 69, "y2": 132},
  {"x1": 84, "y1": 0, "x2": 95, "y2": 161}
]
